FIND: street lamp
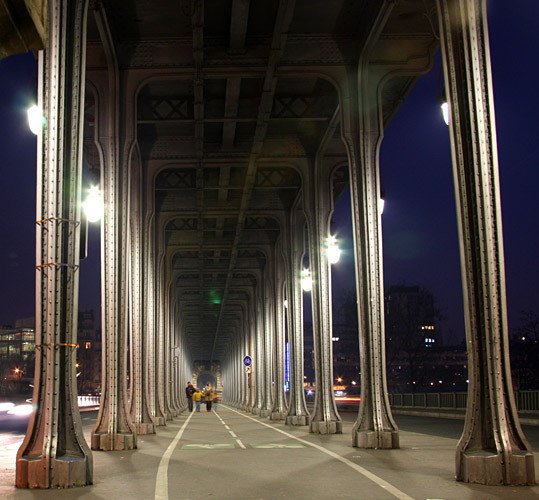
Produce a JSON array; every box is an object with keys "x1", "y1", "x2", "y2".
[
  {"x1": 325, "y1": 235, "x2": 341, "y2": 264},
  {"x1": 27, "y1": 104, "x2": 44, "y2": 135},
  {"x1": 438, "y1": 94, "x2": 450, "y2": 126},
  {"x1": 82, "y1": 185, "x2": 104, "y2": 223},
  {"x1": 300, "y1": 268, "x2": 312, "y2": 292}
]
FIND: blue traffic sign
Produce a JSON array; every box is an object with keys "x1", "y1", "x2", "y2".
[{"x1": 243, "y1": 355, "x2": 252, "y2": 367}]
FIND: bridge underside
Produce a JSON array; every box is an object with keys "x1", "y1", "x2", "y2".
[{"x1": 1, "y1": 0, "x2": 535, "y2": 489}]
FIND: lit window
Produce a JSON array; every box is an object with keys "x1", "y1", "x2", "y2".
[{"x1": 85, "y1": 342, "x2": 91, "y2": 349}]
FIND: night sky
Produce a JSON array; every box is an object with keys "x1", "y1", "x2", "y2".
[{"x1": 0, "y1": 1, "x2": 538, "y2": 346}]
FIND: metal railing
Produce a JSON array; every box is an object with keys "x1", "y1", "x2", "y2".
[
  {"x1": 389, "y1": 390, "x2": 539, "y2": 412},
  {"x1": 77, "y1": 395, "x2": 101, "y2": 407}
]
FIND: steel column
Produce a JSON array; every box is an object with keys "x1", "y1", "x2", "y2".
[
  {"x1": 128, "y1": 150, "x2": 155, "y2": 435},
  {"x1": 304, "y1": 158, "x2": 342, "y2": 434},
  {"x1": 260, "y1": 269, "x2": 274, "y2": 417},
  {"x1": 285, "y1": 209, "x2": 310, "y2": 426},
  {"x1": 437, "y1": 0, "x2": 535, "y2": 485},
  {"x1": 90, "y1": 0, "x2": 136, "y2": 451},
  {"x1": 270, "y1": 245, "x2": 288, "y2": 420},
  {"x1": 253, "y1": 294, "x2": 264, "y2": 414},
  {"x1": 16, "y1": 0, "x2": 92, "y2": 486}
]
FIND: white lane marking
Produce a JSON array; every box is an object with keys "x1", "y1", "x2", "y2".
[
  {"x1": 154, "y1": 411, "x2": 195, "y2": 500},
  {"x1": 223, "y1": 405, "x2": 415, "y2": 500},
  {"x1": 213, "y1": 408, "x2": 246, "y2": 448}
]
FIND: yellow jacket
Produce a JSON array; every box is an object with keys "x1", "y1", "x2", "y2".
[{"x1": 192, "y1": 391, "x2": 203, "y2": 402}]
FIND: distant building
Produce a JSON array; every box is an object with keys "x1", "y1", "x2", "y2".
[
  {"x1": 0, "y1": 328, "x2": 35, "y2": 388},
  {"x1": 0, "y1": 312, "x2": 101, "y2": 394},
  {"x1": 0, "y1": 328, "x2": 35, "y2": 362}
]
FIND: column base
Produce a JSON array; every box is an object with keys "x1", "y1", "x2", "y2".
[
  {"x1": 91, "y1": 432, "x2": 136, "y2": 451},
  {"x1": 260, "y1": 409, "x2": 271, "y2": 418},
  {"x1": 353, "y1": 429, "x2": 399, "y2": 449},
  {"x1": 154, "y1": 416, "x2": 166, "y2": 426},
  {"x1": 252, "y1": 407, "x2": 261, "y2": 415},
  {"x1": 286, "y1": 414, "x2": 309, "y2": 426},
  {"x1": 310, "y1": 419, "x2": 342, "y2": 434},
  {"x1": 457, "y1": 450, "x2": 535, "y2": 485},
  {"x1": 17, "y1": 455, "x2": 92, "y2": 488},
  {"x1": 135, "y1": 422, "x2": 155, "y2": 435},
  {"x1": 270, "y1": 411, "x2": 287, "y2": 421}
]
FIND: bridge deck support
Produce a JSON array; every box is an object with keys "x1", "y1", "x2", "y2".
[
  {"x1": 16, "y1": 0, "x2": 93, "y2": 487},
  {"x1": 438, "y1": 0, "x2": 535, "y2": 485}
]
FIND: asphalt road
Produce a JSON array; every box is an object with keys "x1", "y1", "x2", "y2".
[
  {"x1": 1, "y1": 409, "x2": 538, "y2": 452},
  {"x1": 340, "y1": 410, "x2": 539, "y2": 451}
]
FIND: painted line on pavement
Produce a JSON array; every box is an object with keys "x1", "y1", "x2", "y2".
[
  {"x1": 154, "y1": 410, "x2": 195, "y2": 500},
  {"x1": 214, "y1": 409, "x2": 246, "y2": 449},
  {"x1": 224, "y1": 405, "x2": 415, "y2": 500}
]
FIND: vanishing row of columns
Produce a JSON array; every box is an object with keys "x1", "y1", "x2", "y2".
[{"x1": 15, "y1": 0, "x2": 534, "y2": 489}]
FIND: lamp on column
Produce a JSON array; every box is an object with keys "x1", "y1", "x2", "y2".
[
  {"x1": 27, "y1": 105, "x2": 44, "y2": 135},
  {"x1": 80, "y1": 185, "x2": 104, "y2": 261},
  {"x1": 437, "y1": 93, "x2": 450, "y2": 125},
  {"x1": 325, "y1": 235, "x2": 341, "y2": 264},
  {"x1": 437, "y1": 67, "x2": 450, "y2": 126},
  {"x1": 300, "y1": 268, "x2": 312, "y2": 292},
  {"x1": 26, "y1": 58, "x2": 44, "y2": 136},
  {"x1": 83, "y1": 185, "x2": 104, "y2": 223}
]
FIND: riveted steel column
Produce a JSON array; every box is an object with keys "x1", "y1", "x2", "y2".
[
  {"x1": 285, "y1": 210, "x2": 310, "y2": 426},
  {"x1": 241, "y1": 312, "x2": 249, "y2": 410},
  {"x1": 304, "y1": 158, "x2": 342, "y2": 434},
  {"x1": 332, "y1": 2, "x2": 399, "y2": 449},
  {"x1": 156, "y1": 253, "x2": 171, "y2": 421},
  {"x1": 345, "y1": 83, "x2": 398, "y2": 448},
  {"x1": 253, "y1": 294, "x2": 264, "y2": 414},
  {"x1": 90, "y1": 0, "x2": 136, "y2": 451},
  {"x1": 270, "y1": 245, "x2": 288, "y2": 420},
  {"x1": 145, "y1": 215, "x2": 165, "y2": 425},
  {"x1": 260, "y1": 267, "x2": 275, "y2": 417},
  {"x1": 163, "y1": 283, "x2": 175, "y2": 417},
  {"x1": 235, "y1": 335, "x2": 241, "y2": 407},
  {"x1": 16, "y1": 1, "x2": 92, "y2": 487},
  {"x1": 129, "y1": 151, "x2": 155, "y2": 435},
  {"x1": 437, "y1": 0, "x2": 535, "y2": 485},
  {"x1": 247, "y1": 292, "x2": 256, "y2": 411},
  {"x1": 168, "y1": 300, "x2": 180, "y2": 415}
]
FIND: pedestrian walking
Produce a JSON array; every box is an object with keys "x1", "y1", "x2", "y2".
[
  {"x1": 203, "y1": 383, "x2": 214, "y2": 412},
  {"x1": 185, "y1": 381, "x2": 195, "y2": 411},
  {"x1": 192, "y1": 388, "x2": 203, "y2": 412}
]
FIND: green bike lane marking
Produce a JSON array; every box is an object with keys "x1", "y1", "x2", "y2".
[
  {"x1": 251, "y1": 443, "x2": 305, "y2": 448},
  {"x1": 182, "y1": 443, "x2": 235, "y2": 449}
]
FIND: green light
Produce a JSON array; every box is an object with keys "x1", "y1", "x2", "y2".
[{"x1": 208, "y1": 290, "x2": 221, "y2": 305}]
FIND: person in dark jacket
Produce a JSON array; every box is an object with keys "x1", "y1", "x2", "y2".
[{"x1": 185, "y1": 382, "x2": 195, "y2": 411}]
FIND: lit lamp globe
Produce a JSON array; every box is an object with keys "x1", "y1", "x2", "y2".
[
  {"x1": 27, "y1": 105, "x2": 43, "y2": 136},
  {"x1": 83, "y1": 187, "x2": 104, "y2": 223},
  {"x1": 300, "y1": 270, "x2": 312, "y2": 292},
  {"x1": 327, "y1": 245, "x2": 341, "y2": 264},
  {"x1": 441, "y1": 101, "x2": 450, "y2": 125}
]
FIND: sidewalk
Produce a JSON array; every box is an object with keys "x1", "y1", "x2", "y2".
[{"x1": 1, "y1": 405, "x2": 538, "y2": 500}]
